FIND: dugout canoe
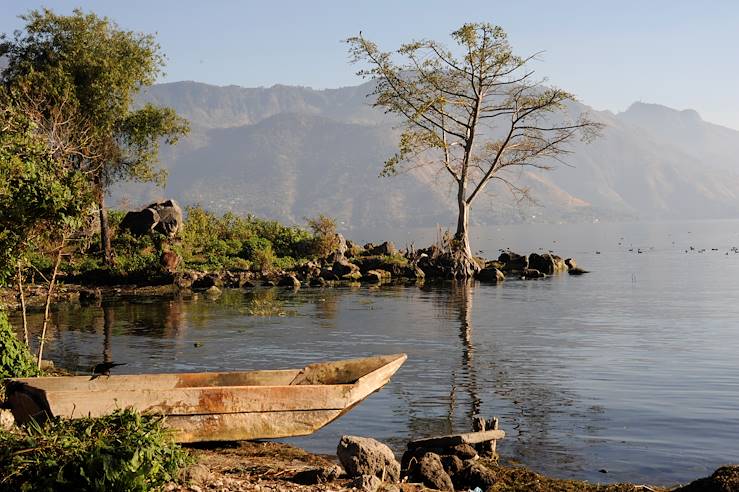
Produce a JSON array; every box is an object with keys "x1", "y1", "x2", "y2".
[{"x1": 4, "y1": 353, "x2": 407, "y2": 443}]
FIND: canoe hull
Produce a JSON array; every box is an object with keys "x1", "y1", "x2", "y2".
[{"x1": 5, "y1": 353, "x2": 406, "y2": 442}]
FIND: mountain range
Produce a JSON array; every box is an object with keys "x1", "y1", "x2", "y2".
[{"x1": 111, "y1": 80, "x2": 739, "y2": 230}]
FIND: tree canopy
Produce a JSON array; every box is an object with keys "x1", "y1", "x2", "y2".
[
  {"x1": 348, "y1": 23, "x2": 602, "y2": 276},
  {"x1": 0, "y1": 8, "x2": 189, "y2": 263},
  {"x1": 0, "y1": 92, "x2": 92, "y2": 284}
]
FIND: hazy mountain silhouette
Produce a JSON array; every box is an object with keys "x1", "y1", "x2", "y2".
[{"x1": 113, "y1": 80, "x2": 739, "y2": 228}]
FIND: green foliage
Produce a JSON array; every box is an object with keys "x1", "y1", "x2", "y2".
[
  {"x1": 0, "y1": 99, "x2": 93, "y2": 285},
  {"x1": 306, "y1": 214, "x2": 340, "y2": 258},
  {"x1": 179, "y1": 206, "x2": 314, "y2": 272},
  {"x1": 0, "y1": 409, "x2": 190, "y2": 492},
  {"x1": 347, "y1": 23, "x2": 602, "y2": 267},
  {"x1": 0, "y1": 8, "x2": 190, "y2": 190},
  {"x1": 0, "y1": 310, "x2": 39, "y2": 378}
]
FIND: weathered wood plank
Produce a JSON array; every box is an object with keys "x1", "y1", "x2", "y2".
[
  {"x1": 290, "y1": 353, "x2": 406, "y2": 385},
  {"x1": 408, "y1": 429, "x2": 506, "y2": 449},
  {"x1": 167, "y1": 409, "x2": 345, "y2": 442},
  {"x1": 44, "y1": 384, "x2": 354, "y2": 418},
  {"x1": 349, "y1": 354, "x2": 408, "y2": 404},
  {"x1": 10, "y1": 369, "x2": 300, "y2": 392}
]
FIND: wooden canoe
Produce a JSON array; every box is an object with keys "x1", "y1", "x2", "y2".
[{"x1": 5, "y1": 353, "x2": 406, "y2": 443}]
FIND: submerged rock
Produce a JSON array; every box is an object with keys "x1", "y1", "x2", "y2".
[
  {"x1": 477, "y1": 266, "x2": 505, "y2": 283},
  {"x1": 528, "y1": 252, "x2": 565, "y2": 275},
  {"x1": 337, "y1": 435, "x2": 400, "y2": 482},
  {"x1": 277, "y1": 275, "x2": 301, "y2": 288}
]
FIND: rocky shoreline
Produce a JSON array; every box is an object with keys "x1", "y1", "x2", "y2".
[
  {"x1": 0, "y1": 239, "x2": 586, "y2": 311},
  {"x1": 163, "y1": 438, "x2": 734, "y2": 492}
]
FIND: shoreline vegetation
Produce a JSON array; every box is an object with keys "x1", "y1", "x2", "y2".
[{"x1": 0, "y1": 203, "x2": 580, "y2": 312}]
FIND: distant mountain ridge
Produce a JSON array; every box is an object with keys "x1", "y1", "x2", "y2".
[{"x1": 110, "y1": 80, "x2": 739, "y2": 229}]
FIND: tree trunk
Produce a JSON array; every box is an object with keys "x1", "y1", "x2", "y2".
[
  {"x1": 452, "y1": 195, "x2": 480, "y2": 279},
  {"x1": 98, "y1": 192, "x2": 112, "y2": 266}
]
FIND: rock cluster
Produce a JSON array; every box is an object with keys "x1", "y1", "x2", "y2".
[{"x1": 119, "y1": 199, "x2": 183, "y2": 238}]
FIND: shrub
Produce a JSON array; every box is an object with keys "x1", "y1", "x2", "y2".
[
  {"x1": 0, "y1": 409, "x2": 191, "y2": 492},
  {"x1": 0, "y1": 310, "x2": 38, "y2": 379},
  {"x1": 306, "y1": 214, "x2": 340, "y2": 258},
  {"x1": 241, "y1": 236, "x2": 275, "y2": 272}
]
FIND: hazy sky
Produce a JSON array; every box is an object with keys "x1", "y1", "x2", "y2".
[{"x1": 2, "y1": 0, "x2": 738, "y2": 129}]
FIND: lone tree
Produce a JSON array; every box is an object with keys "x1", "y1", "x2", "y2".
[
  {"x1": 0, "y1": 9, "x2": 189, "y2": 265},
  {"x1": 347, "y1": 23, "x2": 602, "y2": 277}
]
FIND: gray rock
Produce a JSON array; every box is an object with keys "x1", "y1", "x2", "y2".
[
  {"x1": 440, "y1": 455, "x2": 464, "y2": 476},
  {"x1": 333, "y1": 258, "x2": 360, "y2": 277},
  {"x1": 119, "y1": 199, "x2": 184, "y2": 238},
  {"x1": 523, "y1": 268, "x2": 546, "y2": 279},
  {"x1": 335, "y1": 233, "x2": 348, "y2": 256},
  {"x1": 319, "y1": 269, "x2": 340, "y2": 281},
  {"x1": 149, "y1": 199, "x2": 184, "y2": 237},
  {"x1": 528, "y1": 252, "x2": 557, "y2": 275},
  {"x1": 347, "y1": 474, "x2": 382, "y2": 492},
  {"x1": 119, "y1": 207, "x2": 160, "y2": 236},
  {"x1": 452, "y1": 462, "x2": 497, "y2": 490},
  {"x1": 309, "y1": 276, "x2": 327, "y2": 287},
  {"x1": 674, "y1": 465, "x2": 739, "y2": 491},
  {"x1": 290, "y1": 465, "x2": 342, "y2": 485},
  {"x1": 204, "y1": 285, "x2": 221, "y2": 298},
  {"x1": 406, "y1": 452, "x2": 453, "y2": 491},
  {"x1": 192, "y1": 274, "x2": 221, "y2": 290},
  {"x1": 337, "y1": 435, "x2": 400, "y2": 482},
  {"x1": 447, "y1": 443, "x2": 478, "y2": 460},
  {"x1": 498, "y1": 250, "x2": 528, "y2": 272},
  {"x1": 370, "y1": 241, "x2": 398, "y2": 256},
  {"x1": 0, "y1": 409, "x2": 15, "y2": 431},
  {"x1": 477, "y1": 266, "x2": 505, "y2": 283},
  {"x1": 277, "y1": 275, "x2": 301, "y2": 288}
]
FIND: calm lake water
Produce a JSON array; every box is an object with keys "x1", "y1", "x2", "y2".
[{"x1": 13, "y1": 220, "x2": 739, "y2": 486}]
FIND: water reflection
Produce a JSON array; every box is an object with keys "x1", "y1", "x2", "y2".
[{"x1": 9, "y1": 240, "x2": 739, "y2": 487}]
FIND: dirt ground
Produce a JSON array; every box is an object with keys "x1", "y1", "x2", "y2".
[{"x1": 163, "y1": 441, "x2": 675, "y2": 492}]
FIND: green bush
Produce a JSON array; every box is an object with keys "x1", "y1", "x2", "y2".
[
  {"x1": 0, "y1": 409, "x2": 191, "y2": 492},
  {"x1": 0, "y1": 310, "x2": 38, "y2": 379},
  {"x1": 306, "y1": 214, "x2": 340, "y2": 258}
]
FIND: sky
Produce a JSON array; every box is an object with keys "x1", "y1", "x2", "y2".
[{"x1": 2, "y1": 0, "x2": 738, "y2": 129}]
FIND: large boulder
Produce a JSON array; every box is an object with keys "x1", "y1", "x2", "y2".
[
  {"x1": 498, "y1": 250, "x2": 528, "y2": 272},
  {"x1": 333, "y1": 258, "x2": 360, "y2": 277},
  {"x1": 406, "y1": 452, "x2": 453, "y2": 491},
  {"x1": 529, "y1": 252, "x2": 567, "y2": 275},
  {"x1": 337, "y1": 436, "x2": 400, "y2": 482},
  {"x1": 369, "y1": 241, "x2": 398, "y2": 256},
  {"x1": 149, "y1": 199, "x2": 184, "y2": 237},
  {"x1": 119, "y1": 207, "x2": 160, "y2": 236},
  {"x1": 119, "y1": 199, "x2": 183, "y2": 238}
]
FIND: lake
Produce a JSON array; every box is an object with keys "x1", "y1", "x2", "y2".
[{"x1": 13, "y1": 220, "x2": 739, "y2": 486}]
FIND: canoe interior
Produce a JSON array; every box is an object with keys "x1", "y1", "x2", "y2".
[
  {"x1": 9, "y1": 353, "x2": 405, "y2": 391},
  {"x1": 4, "y1": 353, "x2": 407, "y2": 442}
]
